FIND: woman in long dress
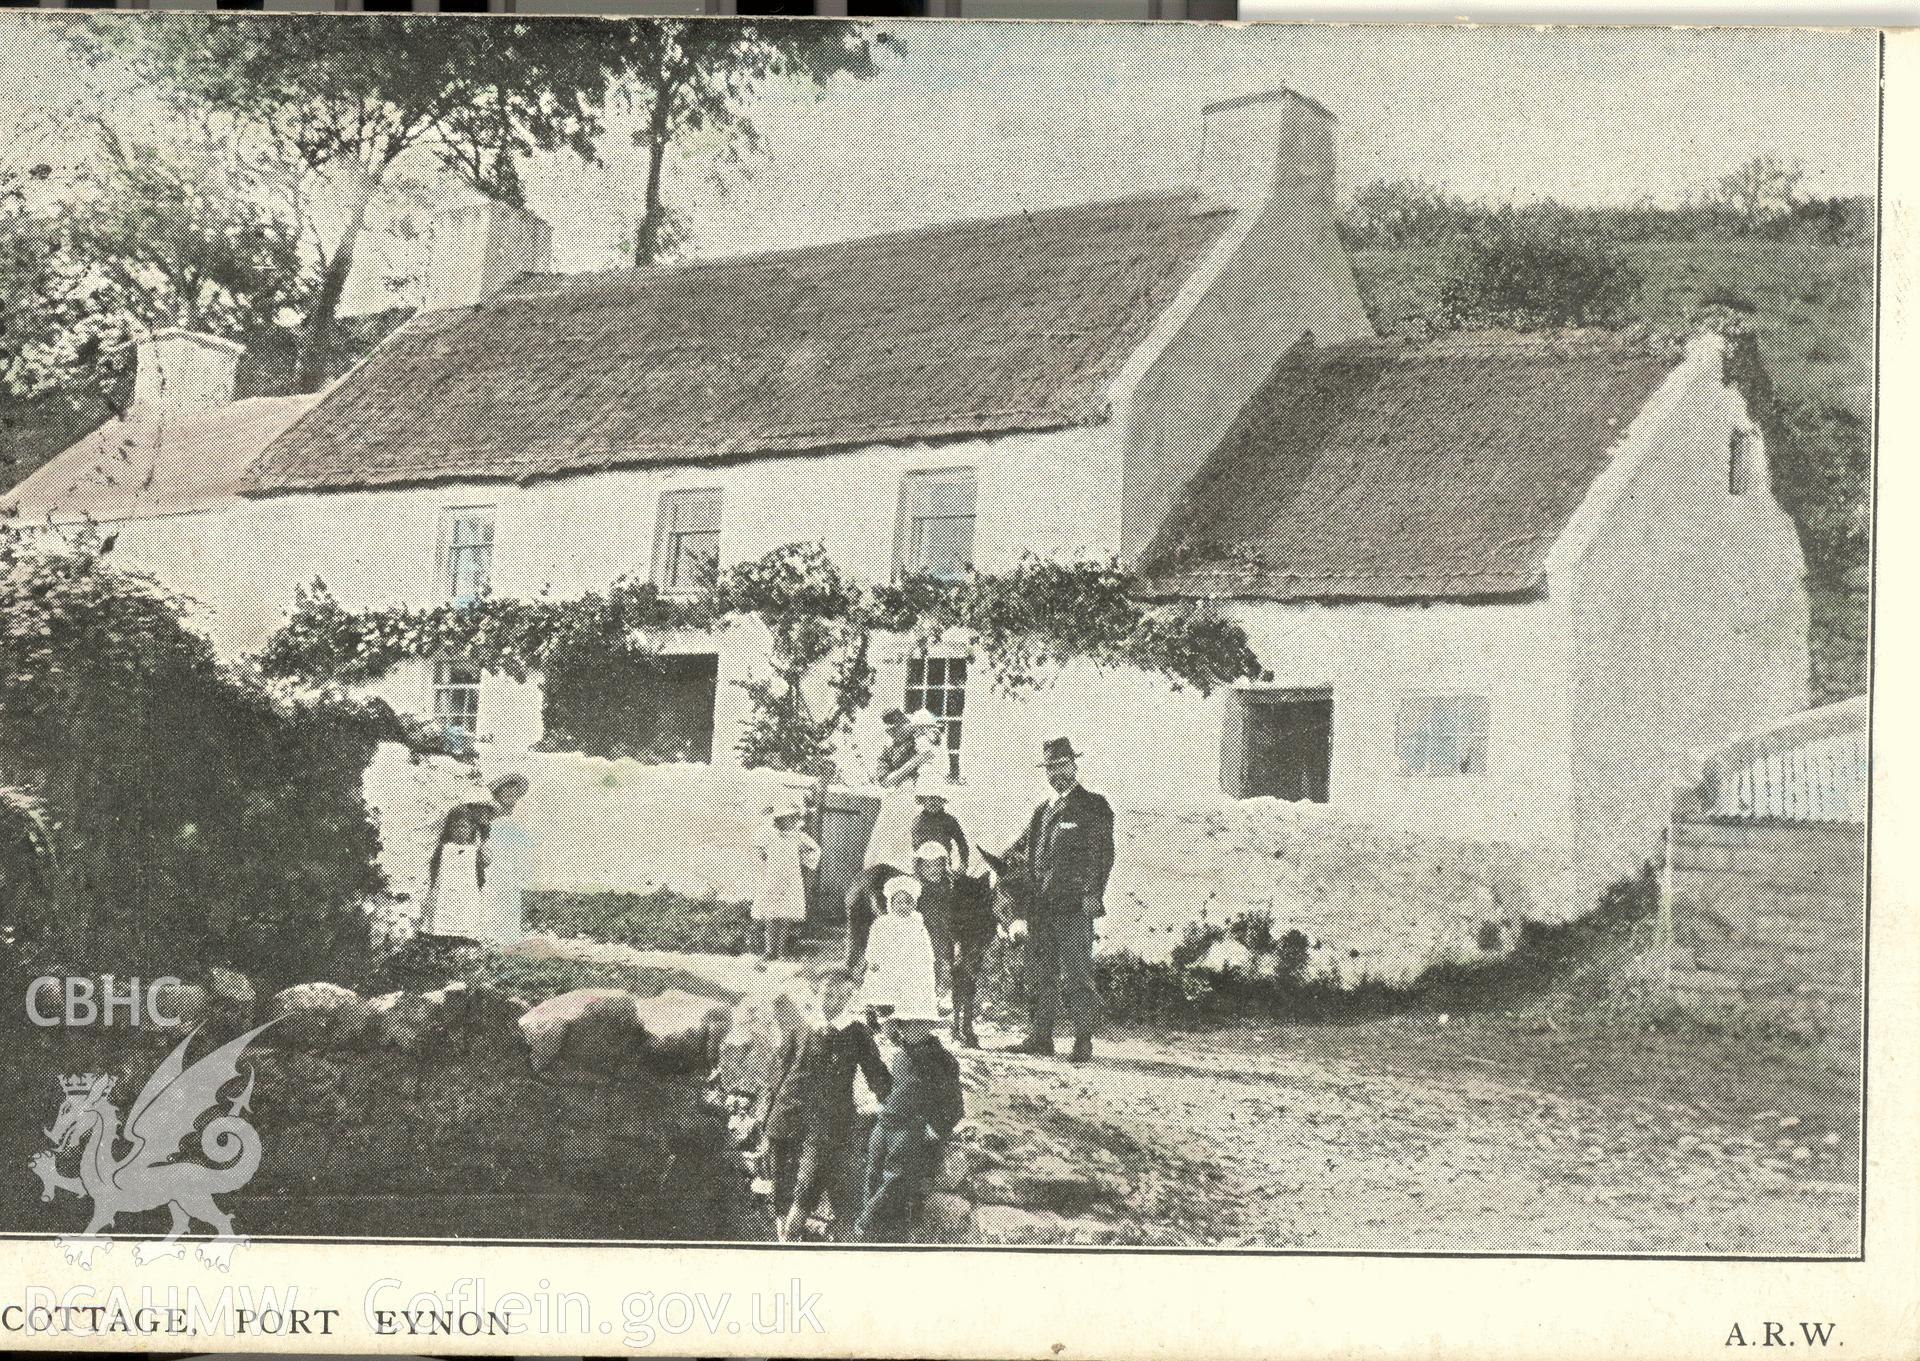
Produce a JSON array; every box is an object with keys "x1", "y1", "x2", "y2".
[
  {"x1": 480, "y1": 773, "x2": 533, "y2": 944},
  {"x1": 863, "y1": 709, "x2": 945, "y2": 871}
]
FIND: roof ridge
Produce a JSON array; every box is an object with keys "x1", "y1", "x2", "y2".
[
  {"x1": 1310, "y1": 326, "x2": 1690, "y2": 360},
  {"x1": 501, "y1": 188, "x2": 1216, "y2": 299}
]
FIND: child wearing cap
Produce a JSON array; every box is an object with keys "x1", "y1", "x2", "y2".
[
  {"x1": 909, "y1": 791, "x2": 970, "y2": 873},
  {"x1": 855, "y1": 1006, "x2": 964, "y2": 1242},
  {"x1": 857, "y1": 875, "x2": 937, "y2": 1027},
  {"x1": 761, "y1": 964, "x2": 893, "y2": 1242},
  {"x1": 752, "y1": 797, "x2": 820, "y2": 964}
]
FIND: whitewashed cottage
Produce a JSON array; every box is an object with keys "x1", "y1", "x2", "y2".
[{"x1": 6, "y1": 89, "x2": 1810, "y2": 978}]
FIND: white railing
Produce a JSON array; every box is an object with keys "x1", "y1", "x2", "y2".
[{"x1": 1693, "y1": 696, "x2": 1867, "y2": 825}]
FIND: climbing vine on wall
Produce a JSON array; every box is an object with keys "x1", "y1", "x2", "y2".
[{"x1": 257, "y1": 543, "x2": 1260, "y2": 773}]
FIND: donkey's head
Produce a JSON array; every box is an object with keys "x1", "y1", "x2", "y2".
[{"x1": 975, "y1": 846, "x2": 1033, "y2": 926}]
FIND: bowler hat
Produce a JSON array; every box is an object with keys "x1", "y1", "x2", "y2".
[
  {"x1": 1038, "y1": 736, "x2": 1082, "y2": 766},
  {"x1": 881, "y1": 708, "x2": 908, "y2": 725}
]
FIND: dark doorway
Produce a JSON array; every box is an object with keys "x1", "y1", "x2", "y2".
[
  {"x1": 1221, "y1": 688, "x2": 1332, "y2": 803},
  {"x1": 541, "y1": 653, "x2": 719, "y2": 764}
]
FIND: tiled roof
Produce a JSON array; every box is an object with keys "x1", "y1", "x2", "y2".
[
  {"x1": 245, "y1": 192, "x2": 1233, "y2": 494},
  {"x1": 1139, "y1": 330, "x2": 1688, "y2": 603}
]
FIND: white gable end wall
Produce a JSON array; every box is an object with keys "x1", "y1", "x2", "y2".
[
  {"x1": 1560, "y1": 344, "x2": 1811, "y2": 911},
  {"x1": 1115, "y1": 92, "x2": 1373, "y2": 561}
]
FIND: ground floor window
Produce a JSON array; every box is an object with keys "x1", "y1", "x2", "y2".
[
  {"x1": 906, "y1": 654, "x2": 966, "y2": 780},
  {"x1": 432, "y1": 658, "x2": 482, "y2": 754},
  {"x1": 1395, "y1": 694, "x2": 1489, "y2": 777},
  {"x1": 541, "y1": 652, "x2": 719, "y2": 764},
  {"x1": 1221, "y1": 688, "x2": 1331, "y2": 803}
]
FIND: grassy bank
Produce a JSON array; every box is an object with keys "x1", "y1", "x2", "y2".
[{"x1": 524, "y1": 887, "x2": 754, "y2": 955}]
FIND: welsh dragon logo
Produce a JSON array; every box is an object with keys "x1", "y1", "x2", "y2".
[{"x1": 30, "y1": 1019, "x2": 280, "y2": 1270}]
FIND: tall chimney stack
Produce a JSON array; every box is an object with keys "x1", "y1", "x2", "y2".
[
  {"x1": 421, "y1": 199, "x2": 554, "y2": 313},
  {"x1": 132, "y1": 329, "x2": 244, "y2": 415},
  {"x1": 1194, "y1": 88, "x2": 1339, "y2": 217}
]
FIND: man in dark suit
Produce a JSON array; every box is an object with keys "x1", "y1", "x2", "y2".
[{"x1": 1005, "y1": 737, "x2": 1114, "y2": 1063}]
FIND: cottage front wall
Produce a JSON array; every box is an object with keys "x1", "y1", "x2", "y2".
[
  {"x1": 1563, "y1": 362, "x2": 1812, "y2": 910},
  {"x1": 917, "y1": 597, "x2": 1573, "y2": 845},
  {"x1": 57, "y1": 420, "x2": 1126, "y2": 752},
  {"x1": 883, "y1": 594, "x2": 1578, "y2": 979}
]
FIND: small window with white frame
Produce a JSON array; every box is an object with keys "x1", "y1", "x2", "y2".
[
  {"x1": 905, "y1": 652, "x2": 967, "y2": 781},
  {"x1": 439, "y1": 506, "x2": 495, "y2": 604},
  {"x1": 653, "y1": 488, "x2": 723, "y2": 594},
  {"x1": 432, "y1": 658, "x2": 482, "y2": 754},
  {"x1": 896, "y1": 468, "x2": 976, "y2": 581},
  {"x1": 1395, "y1": 694, "x2": 1490, "y2": 777}
]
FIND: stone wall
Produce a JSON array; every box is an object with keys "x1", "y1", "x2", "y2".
[
  {"x1": 1666, "y1": 818, "x2": 1865, "y2": 1048},
  {"x1": 6, "y1": 976, "x2": 756, "y2": 1243}
]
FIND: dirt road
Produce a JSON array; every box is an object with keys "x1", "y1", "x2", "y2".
[
  {"x1": 953, "y1": 1013, "x2": 1860, "y2": 1255},
  {"x1": 504, "y1": 935, "x2": 1859, "y2": 1254}
]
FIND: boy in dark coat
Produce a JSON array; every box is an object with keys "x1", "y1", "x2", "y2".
[
  {"x1": 855, "y1": 1008, "x2": 964, "y2": 1243},
  {"x1": 762, "y1": 965, "x2": 893, "y2": 1242},
  {"x1": 909, "y1": 791, "x2": 970, "y2": 871}
]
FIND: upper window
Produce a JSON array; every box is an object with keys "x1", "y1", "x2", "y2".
[
  {"x1": 439, "y1": 507, "x2": 495, "y2": 604},
  {"x1": 897, "y1": 469, "x2": 976, "y2": 581},
  {"x1": 653, "y1": 489, "x2": 723, "y2": 594},
  {"x1": 1728, "y1": 429, "x2": 1760, "y2": 497},
  {"x1": 1395, "y1": 695, "x2": 1489, "y2": 778}
]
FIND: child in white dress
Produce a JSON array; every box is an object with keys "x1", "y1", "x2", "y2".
[
  {"x1": 425, "y1": 799, "x2": 492, "y2": 939},
  {"x1": 857, "y1": 875, "x2": 938, "y2": 1027},
  {"x1": 753, "y1": 797, "x2": 820, "y2": 963}
]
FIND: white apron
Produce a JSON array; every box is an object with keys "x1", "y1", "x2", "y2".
[{"x1": 426, "y1": 843, "x2": 487, "y2": 938}]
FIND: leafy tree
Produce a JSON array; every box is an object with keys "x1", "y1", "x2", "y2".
[
  {"x1": 0, "y1": 129, "x2": 318, "y2": 496},
  {"x1": 83, "y1": 16, "x2": 885, "y2": 389},
  {"x1": 0, "y1": 529, "x2": 413, "y2": 989},
  {"x1": 66, "y1": 126, "x2": 314, "y2": 337},
  {"x1": 1435, "y1": 231, "x2": 1640, "y2": 331},
  {"x1": 79, "y1": 16, "x2": 630, "y2": 390},
  {"x1": 0, "y1": 163, "x2": 128, "y2": 495},
  {"x1": 609, "y1": 20, "x2": 884, "y2": 266},
  {"x1": 1713, "y1": 154, "x2": 1805, "y2": 233}
]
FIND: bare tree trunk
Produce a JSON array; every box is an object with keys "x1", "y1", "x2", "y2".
[
  {"x1": 632, "y1": 83, "x2": 677, "y2": 267},
  {"x1": 293, "y1": 172, "x2": 377, "y2": 394}
]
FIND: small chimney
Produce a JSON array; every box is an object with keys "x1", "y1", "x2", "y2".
[
  {"x1": 1194, "y1": 88, "x2": 1339, "y2": 216},
  {"x1": 421, "y1": 199, "x2": 554, "y2": 312},
  {"x1": 132, "y1": 329, "x2": 243, "y2": 414}
]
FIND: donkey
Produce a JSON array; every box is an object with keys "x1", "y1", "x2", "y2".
[{"x1": 843, "y1": 861, "x2": 999, "y2": 1047}]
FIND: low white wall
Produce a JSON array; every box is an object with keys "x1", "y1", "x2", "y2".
[
  {"x1": 474, "y1": 751, "x2": 812, "y2": 902},
  {"x1": 1100, "y1": 795, "x2": 1565, "y2": 983}
]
